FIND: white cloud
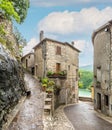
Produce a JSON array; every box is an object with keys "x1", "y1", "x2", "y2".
[
  {"x1": 22, "y1": 38, "x2": 38, "y2": 56},
  {"x1": 73, "y1": 40, "x2": 93, "y2": 53},
  {"x1": 73, "y1": 40, "x2": 86, "y2": 51},
  {"x1": 38, "y1": 7, "x2": 112, "y2": 35},
  {"x1": 73, "y1": 39, "x2": 93, "y2": 66}
]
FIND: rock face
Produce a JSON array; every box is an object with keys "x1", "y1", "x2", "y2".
[{"x1": 0, "y1": 44, "x2": 26, "y2": 129}]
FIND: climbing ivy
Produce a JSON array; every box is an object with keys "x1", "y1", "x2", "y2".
[
  {"x1": 0, "y1": 0, "x2": 20, "y2": 22},
  {"x1": 0, "y1": 0, "x2": 29, "y2": 57}
]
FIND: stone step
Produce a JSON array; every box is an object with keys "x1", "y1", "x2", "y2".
[
  {"x1": 45, "y1": 98, "x2": 52, "y2": 102},
  {"x1": 44, "y1": 105, "x2": 51, "y2": 110},
  {"x1": 46, "y1": 93, "x2": 53, "y2": 98}
]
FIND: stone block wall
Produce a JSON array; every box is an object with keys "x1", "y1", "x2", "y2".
[
  {"x1": 34, "y1": 44, "x2": 44, "y2": 77},
  {"x1": 0, "y1": 44, "x2": 26, "y2": 129},
  {"x1": 34, "y1": 38, "x2": 79, "y2": 104},
  {"x1": 22, "y1": 53, "x2": 34, "y2": 74}
]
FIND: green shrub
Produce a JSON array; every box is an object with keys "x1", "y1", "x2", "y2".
[
  {"x1": 47, "y1": 71, "x2": 54, "y2": 76},
  {"x1": 42, "y1": 78, "x2": 49, "y2": 84}
]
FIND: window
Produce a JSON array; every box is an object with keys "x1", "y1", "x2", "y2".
[
  {"x1": 104, "y1": 95, "x2": 109, "y2": 106},
  {"x1": 56, "y1": 46, "x2": 61, "y2": 55},
  {"x1": 97, "y1": 66, "x2": 101, "y2": 82},
  {"x1": 26, "y1": 59, "x2": 28, "y2": 68},
  {"x1": 97, "y1": 93, "x2": 101, "y2": 110},
  {"x1": 68, "y1": 65, "x2": 70, "y2": 70},
  {"x1": 56, "y1": 63, "x2": 61, "y2": 73},
  {"x1": 76, "y1": 69, "x2": 78, "y2": 81}
]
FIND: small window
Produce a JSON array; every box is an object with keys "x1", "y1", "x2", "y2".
[
  {"x1": 26, "y1": 59, "x2": 28, "y2": 68},
  {"x1": 68, "y1": 65, "x2": 70, "y2": 70},
  {"x1": 76, "y1": 69, "x2": 78, "y2": 81},
  {"x1": 56, "y1": 63, "x2": 61, "y2": 73},
  {"x1": 104, "y1": 95, "x2": 109, "y2": 106},
  {"x1": 56, "y1": 46, "x2": 61, "y2": 55},
  {"x1": 97, "y1": 66, "x2": 101, "y2": 82},
  {"x1": 29, "y1": 56, "x2": 30, "y2": 58}
]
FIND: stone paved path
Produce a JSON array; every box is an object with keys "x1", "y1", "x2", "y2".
[
  {"x1": 52, "y1": 106, "x2": 75, "y2": 130},
  {"x1": 43, "y1": 105, "x2": 75, "y2": 130},
  {"x1": 7, "y1": 73, "x2": 44, "y2": 130},
  {"x1": 64, "y1": 101, "x2": 112, "y2": 130}
]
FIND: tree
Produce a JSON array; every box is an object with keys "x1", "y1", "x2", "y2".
[
  {"x1": 79, "y1": 70, "x2": 93, "y2": 89},
  {"x1": 10, "y1": 0, "x2": 30, "y2": 23},
  {"x1": 0, "y1": 0, "x2": 30, "y2": 23},
  {"x1": 78, "y1": 81, "x2": 83, "y2": 88},
  {"x1": 0, "y1": 0, "x2": 29, "y2": 53},
  {"x1": 0, "y1": 0, "x2": 20, "y2": 22},
  {"x1": 13, "y1": 26, "x2": 27, "y2": 54}
]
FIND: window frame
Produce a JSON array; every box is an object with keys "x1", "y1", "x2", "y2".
[{"x1": 56, "y1": 46, "x2": 61, "y2": 55}]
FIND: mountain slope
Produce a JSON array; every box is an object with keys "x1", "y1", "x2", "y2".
[{"x1": 79, "y1": 65, "x2": 93, "y2": 71}]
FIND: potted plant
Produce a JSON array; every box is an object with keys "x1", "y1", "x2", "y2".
[
  {"x1": 41, "y1": 78, "x2": 49, "y2": 91},
  {"x1": 42, "y1": 83, "x2": 47, "y2": 91},
  {"x1": 47, "y1": 71, "x2": 54, "y2": 76},
  {"x1": 46, "y1": 86, "x2": 54, "y2": 93},
  {"x1": 46, "y1": 80, "x2": 55, "y2": 93},
  {"x1": 48, "y1": 80, "x2": 55, "y2": 86}
]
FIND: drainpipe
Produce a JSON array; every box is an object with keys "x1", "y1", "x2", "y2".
[
  {"x1": 40, "y1": 31, "x2": 46, "y2": 78},
  {"x1": 42, "y1": 41, "x2": 47, "y2": 78}
]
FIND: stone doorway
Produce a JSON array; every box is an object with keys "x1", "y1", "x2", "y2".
[{"x1": 97, "y1": 93, "x2": 101, "y2": 110}]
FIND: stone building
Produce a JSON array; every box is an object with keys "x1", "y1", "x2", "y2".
[
  {"x1": 33, "y1": 32, "x2": 80, "y2": 105},
  {"x1": 92, "y1": 20, "x2": 112, "y2": 116},
  {"x1": 21, "y1": 52, "x2": 34, "y2": 75}
]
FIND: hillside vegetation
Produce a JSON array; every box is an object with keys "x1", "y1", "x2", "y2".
[{"x1": 79, "y1": 70, "x2": 93, "y2": 90}]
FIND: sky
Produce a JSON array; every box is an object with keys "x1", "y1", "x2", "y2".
[{"x1": 15, "y1": 0, "x2": 112, "y2": 67}]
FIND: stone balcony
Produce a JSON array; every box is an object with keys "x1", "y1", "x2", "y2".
[{"x1": 47, "y1": 70, "x2": 67, "y2": 79}]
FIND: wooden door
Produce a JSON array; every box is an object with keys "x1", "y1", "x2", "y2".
[{"x1": 56, "y1": 63, "x2": 61, "y2": 73}]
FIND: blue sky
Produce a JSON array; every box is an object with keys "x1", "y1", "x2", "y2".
[{"x1": 15, "y1": 0, "x2": 112, "y2": 67}]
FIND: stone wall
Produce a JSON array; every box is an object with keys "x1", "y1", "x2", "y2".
[
  {"x1": 34, "y1": 44, "x2": 44, "y2": 77},
  {"x1": 0, "y1": 19, "x2": 19, "y2": 57},
  {"x1": 0, "y1": 44, "x2": 26, "y2": 129},
  {"x1": 34, "y1": 38, "x2": 79, "y2": 105},
  {"x1": 22, "y1": 53, "x2": 34, "y2": 74},
  {"x1": 93, "y1": 23, "x2": 112, "y2": 116},
  {"x1": 46, "y1": 40, "x2": 79, "y2": 104}
]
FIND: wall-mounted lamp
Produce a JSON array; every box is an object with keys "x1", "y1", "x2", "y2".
[{"x1": 104, "y1": 28, "x2": 109, "y2": 32}]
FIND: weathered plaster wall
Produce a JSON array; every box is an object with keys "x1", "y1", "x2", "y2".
[{"x1": 93, "y1": 25, "x2": 112, "y2": 116}]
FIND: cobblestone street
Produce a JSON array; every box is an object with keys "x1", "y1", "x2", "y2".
[
  {"x1": 6, "y1": 73, "x2": 112, "y2": 130},
  {"x1": 43, "y1": 105, "x2": 74, "y2": 130},
  {"x1": 64, "y1": 101, "x2": 112, "y2": 130},
  {"x1": 7, "y1": 73, "x2": 44, "y2": 130},
  {"x1": 6, "y1": 73, "x2": 76, "y2": 130}
]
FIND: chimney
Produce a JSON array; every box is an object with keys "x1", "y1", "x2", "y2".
[
  {"x1": 40, "y1": 30, "x2": 44, "y2": 42},
  {"x1": 71, "y1": 41, "x2": 75, "y2": 46}
]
